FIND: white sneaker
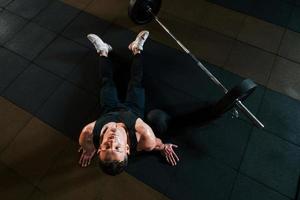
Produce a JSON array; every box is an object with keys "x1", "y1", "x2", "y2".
[
  {"x1": 128, "y1": 30, "x2": 149, "y2": 51},
  {"x1": 87, "y1": 34, "x2": 112, "y2": 54}
]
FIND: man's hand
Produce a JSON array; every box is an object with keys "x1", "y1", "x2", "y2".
[
  {"x1": 78, "y1": 146, "x2": 96, "y2": 167},
  {"x1": 161, "y1": 144, "x2": 179, "y2": 166}
]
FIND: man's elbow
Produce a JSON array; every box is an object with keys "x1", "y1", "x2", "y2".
[{"x1": 79, "y1": 125, "x2": 93, "y2": 143}]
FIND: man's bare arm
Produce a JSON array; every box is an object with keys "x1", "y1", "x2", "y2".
[
  {"x1": 136, "y1": 119, "x2": 179, "y2": 165},
  {"x1": 78, "y1": 121, "x2": 96, "y2": 167},
  {"x1": 153, "y1": 138, "x2": 165, "y2": 151}
]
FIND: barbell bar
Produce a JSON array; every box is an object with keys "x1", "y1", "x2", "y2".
[{"x1": 128, "y1": 0, "x2": 264, "y2": 128}]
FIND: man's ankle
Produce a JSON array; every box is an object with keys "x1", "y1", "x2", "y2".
[
  {"x1": 99, "y1": 51, "x2": 108, "y2": 57},
  {"x1": 133, "y1": 49, "x2": 141, "y2": 55}
]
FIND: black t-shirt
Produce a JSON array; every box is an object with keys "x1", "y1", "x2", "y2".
[{"x1": 92, "y1": 110, "x2": 139, "y2": 155}]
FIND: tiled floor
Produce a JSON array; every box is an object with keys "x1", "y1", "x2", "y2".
[
  {"x1": 0, "y1": 97, "x2": 168, "y2": 200},
  {"x1": 0, "y1": 0, "x2": 300, "y2": 199}
]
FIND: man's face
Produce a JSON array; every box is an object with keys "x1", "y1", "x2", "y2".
[{"x1": 98, "y1": 124, "x2": 129, "y2": 162}]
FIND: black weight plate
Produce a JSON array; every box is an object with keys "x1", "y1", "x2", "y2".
[
  {"x1": 128, "y1": 0, "x2": 162, "y2": 25},
  {"x1": 213, "y1": 79, "x2": 257, "y2": 115},
  {"x1": 146, "y1": 109, "x2": 171, "y2": 135}
]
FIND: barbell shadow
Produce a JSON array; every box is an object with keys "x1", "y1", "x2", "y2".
[{"x1": 128, "y1": 0, "x2": 265, "y2": 128}]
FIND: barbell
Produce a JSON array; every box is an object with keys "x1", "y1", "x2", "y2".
[{"x1": 128, "y1": 0, "x2": 264, "y2": 128}]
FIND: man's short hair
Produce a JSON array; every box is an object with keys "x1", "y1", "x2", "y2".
[{"x1": 99, "y1": 155, "x2": 128, "y2": 176}]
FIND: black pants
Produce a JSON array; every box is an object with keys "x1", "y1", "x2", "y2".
[{"x1": 99, "y1": 53, "x2": 145, "y2": 118}]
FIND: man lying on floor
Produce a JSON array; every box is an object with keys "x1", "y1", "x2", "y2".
[{"x1": 78, "y1": 30, "x2": 179, "y2": 175}]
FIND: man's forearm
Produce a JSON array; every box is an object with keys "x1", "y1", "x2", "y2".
[
  {"x1": 79, "y1": 131, "x2": 95, "y2": 151},
  {"x1": 153, "y1": 138, "x2": 165, "y2": 151}
]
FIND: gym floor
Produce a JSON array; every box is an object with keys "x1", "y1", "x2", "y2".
[{"x1": 0, "y1": 0, "x2": 299, "y2": 199}]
